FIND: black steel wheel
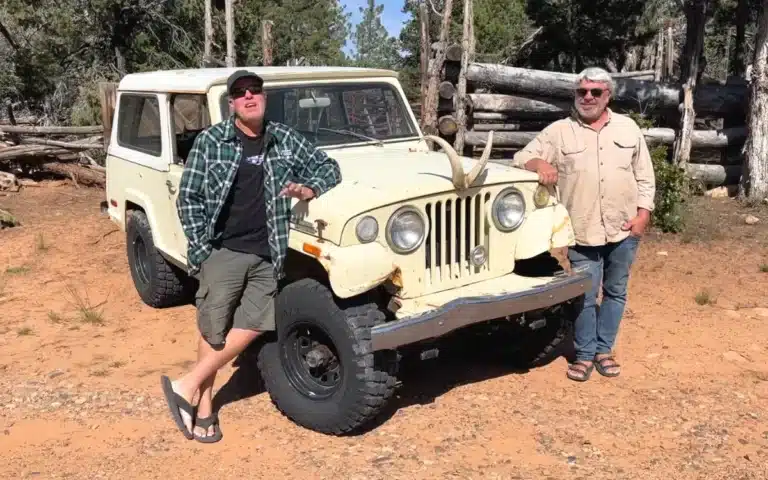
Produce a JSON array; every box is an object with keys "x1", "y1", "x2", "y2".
[{"x1": 281, "y1": 322, "x2": 343, "y2": 400}]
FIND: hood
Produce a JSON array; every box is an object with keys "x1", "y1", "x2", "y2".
[{"x1": 292, "y1": 141, "x2": 540, "y2": 244}]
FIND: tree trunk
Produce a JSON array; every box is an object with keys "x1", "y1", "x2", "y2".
[
  {"x1": 204, "y1": 0, "x2": 213, "y2": 66},
  {"x1": 419, "y1": 1, "x2": 430, "y2": 125},
  {"x1": 655, "y1": 29, "x2": 664, "y2": 82},
  {"x1": 462, "y1": 62, "x2": 747, "y2": 115},
  {"x1": 262, "y1": 20, "x2": 273, "y2": 66},
  {"x1": 0, "y1": 125, "x2": 103, "y2": 135},
  {"x1": 686, "y1": 163, "x2": 743, "y2": 187},
  {"x1": 468, "y1": 93, "x2": 571, "y2": 118},
  {"x1": 423, "y1": 0, "x2": 454, "y2": 138},
  {"x1": 731, "y1": 0, "x2": 750, "y2": 78},
  {"x1": 643, "y1": 126, "x2": 746, "y2": 147},
  {"x1": 471, "y1": 120, "x2": 552, "y2": 131},
  {"x1": 453, "y1": 0, "x2": 473, "y2": 154},
  {"x1": 672, "y1": 0, "x2": 709, "y2": 167},
  {"x1": 463, "y1": 127, "x2": 746, "y2": 148},
  {"x1": 739, "y1": 0, "x2": 768, "y2": 202},
  {"x1": 225, "y1": 0, "x2": 235, "y2": 67}
]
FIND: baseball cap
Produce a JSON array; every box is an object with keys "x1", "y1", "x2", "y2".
[{"x1": 226, "y1": 69, "x2": 263, "y2": 95}]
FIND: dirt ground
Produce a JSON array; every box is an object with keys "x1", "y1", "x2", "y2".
[{"x1": 2, "y1": 184, "x2": 768, "y2": 480}]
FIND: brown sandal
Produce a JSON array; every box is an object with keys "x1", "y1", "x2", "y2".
[
  {"x1": 567, "y1": 361, "x2": 594, "y2": 382},
  {"x1": 594, "y1": 355, "x2": 621, "y2": 377}
]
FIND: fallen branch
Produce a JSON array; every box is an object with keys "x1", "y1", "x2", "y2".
[
  {"x1": 19, "y1": 136, "x2": 103, "y2": 149},
  {"x1": 0, "y1": 125, "x2": 103, "y2": 135},
  {"x1": 0, "y1": 145, "x2": 88, "y2": 162},
  {"x1": 38, "y1": 162, "x2": 105, "y2": 188}
]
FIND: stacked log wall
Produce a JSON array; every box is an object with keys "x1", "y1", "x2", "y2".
[{"x1": 427, "y1": 42, "x2": 749, "y2": 189}]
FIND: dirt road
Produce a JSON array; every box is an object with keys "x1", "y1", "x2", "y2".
[{"x1": 2, "y1": 185, "x2": 768, "y2": 479}]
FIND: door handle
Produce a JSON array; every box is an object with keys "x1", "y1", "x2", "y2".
[{"x1": 166, "y1": 180, "x2": 177, "y2": 194}]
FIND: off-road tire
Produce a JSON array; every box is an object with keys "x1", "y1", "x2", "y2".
[
  {"x1": 509, "y1": 295, "x2": 582, "y2": 367},
  {"x1": 256, "y1": 278, "x2": 399, "y2": 435},
  {"x1": 126, "y1": 209, "x2": 192, "y2": 308}
]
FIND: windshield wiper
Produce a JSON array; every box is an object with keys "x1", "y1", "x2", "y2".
[{"x1": 317, "y1": 127, "x2": 383, "y2": 147}]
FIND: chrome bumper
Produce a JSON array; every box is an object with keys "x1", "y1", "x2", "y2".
[{"x1": 370, "y1": 270, "x2": 592, "y2": 351}]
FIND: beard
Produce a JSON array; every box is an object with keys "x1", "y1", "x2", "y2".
[{"x1": 575, "y1": 103, "x2": 603, "y2": 122}]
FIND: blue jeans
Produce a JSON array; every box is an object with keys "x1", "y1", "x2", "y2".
[{"x1": 567, "y1": 235, "x2": 640, "y2": 362}]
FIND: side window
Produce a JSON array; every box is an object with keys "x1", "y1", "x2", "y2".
[
  {"x1": 171, "y1": 94, "x2": 210, "y2": 133},
  {"x1": 116, "y1": 94, "x2": 162, "y2": 157},
  {"x1": 171, "y1": 94, "x2": 211, "y2": 164}
]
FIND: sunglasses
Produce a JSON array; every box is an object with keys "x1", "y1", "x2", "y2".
[
  {"x1": 576, "y1": 88, "x2": 606, "y2": 98},
  {"x1": 230, "y1": 85, "x2": 263, "y2": 98}
]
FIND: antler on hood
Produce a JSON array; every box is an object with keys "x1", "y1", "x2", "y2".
[{"x1": 424, "y1": 130, "x2": 495, "y2": 190}]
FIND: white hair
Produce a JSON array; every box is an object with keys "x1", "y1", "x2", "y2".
[{"x1": 575, "y1": 67, "x2": 615, "y2": 92}]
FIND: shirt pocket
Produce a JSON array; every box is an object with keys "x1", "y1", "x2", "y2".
[
  {"x1": 207, "y1": 161, "x2": 229, "y2": 189},
  {"x1": 611, "y1": 137, "x2": 637, "y2": 171},
  {"x1": 557, "y1": 144, "x2": 588, "y2": 175}
]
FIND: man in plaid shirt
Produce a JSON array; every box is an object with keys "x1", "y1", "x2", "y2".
[{"x1": 160, "y1": 70, "x2": 341, "y2": 443}]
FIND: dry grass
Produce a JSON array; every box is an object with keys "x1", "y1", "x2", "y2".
[
  {"x1": 35, "y1": 232, "x2": 49, "y2": 252},
  {"x1": 64, "y1": 284, "x2": 107, "y2": 325},
  {"x1": 16, "y1": 326, "x2": 33, "y2": 336},
  {"x1": 695, "y1": 288, "x2": 715, "y2": 306},
  {"x1": 5, "y1": 265, "x2": 30, "y2": 275}
]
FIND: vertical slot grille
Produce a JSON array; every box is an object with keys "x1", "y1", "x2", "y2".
[{"x1": 425, "y1": 192, "x2": 492, "y2": 286}]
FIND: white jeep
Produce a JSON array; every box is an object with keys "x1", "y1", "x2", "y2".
[{"x1": 103, "y1": 66, "x2": 591, "y2": 435}]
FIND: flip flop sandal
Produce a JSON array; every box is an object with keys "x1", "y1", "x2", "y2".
[
  {"x1": 567, "y1": 362, "x2": 594, "y2": 382},
  {"x1": 194, "y1": 413, "x2": 223, "y2": 444},
  {"x1": 160, "y1": 375, "x2": 195, "y2": 440},
  {"x1": 594, "y1": 356, "x2": 621, "y2": 377}
]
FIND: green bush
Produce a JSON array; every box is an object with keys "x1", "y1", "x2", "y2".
[{"x1": 628, "y1": 112, "x2": 689, "y2": 233}]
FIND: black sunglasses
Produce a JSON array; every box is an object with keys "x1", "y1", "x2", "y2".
[
  {"x1": 576, "y1": 88, "x2": 606, "y2": 98},
  {"x1": 230, "y1": 85, "x2": 263, "y2": 98}
]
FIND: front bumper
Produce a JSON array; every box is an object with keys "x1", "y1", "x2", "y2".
[{"x1": 370, "y1": 267, "x2": 592, "y2": 351}]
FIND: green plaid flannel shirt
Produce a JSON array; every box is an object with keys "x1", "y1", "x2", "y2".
[{"x1": 176, "y1": 116, "x2": 342, "y2": 280}]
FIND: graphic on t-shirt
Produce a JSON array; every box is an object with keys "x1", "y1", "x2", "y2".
[{"x1": 245, "y1": 154, "x2": 265, "y2": 166}]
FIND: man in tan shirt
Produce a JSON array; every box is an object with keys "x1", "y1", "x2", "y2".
[{"x1": 512, "y1": 67, "x2": 656, "y2": 382}]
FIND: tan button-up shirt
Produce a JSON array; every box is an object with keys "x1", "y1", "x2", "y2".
[{"x1": 512, "y1": 109, "x2": 656, "y2": 246}]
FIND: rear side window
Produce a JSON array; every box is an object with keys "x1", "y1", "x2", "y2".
[{"x1": 116, "y1": 94, "x2": 162, "y2": 156}]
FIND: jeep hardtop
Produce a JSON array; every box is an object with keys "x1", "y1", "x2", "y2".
[{"x1": 103, "y1": 65, "x2": 591, "y2": 435}]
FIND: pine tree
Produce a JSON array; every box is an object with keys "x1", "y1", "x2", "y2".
[{"x1": 352, "y1": 0, "x2": 400, "y2": 69}]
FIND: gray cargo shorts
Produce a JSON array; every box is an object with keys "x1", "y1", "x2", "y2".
[{"x1": 193, "y1": 246, "x2": 277, "y2": 349}]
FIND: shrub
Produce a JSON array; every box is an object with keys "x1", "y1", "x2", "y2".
[{"x1": 628, "y1": 112, "x2": 690, "y2": 233}]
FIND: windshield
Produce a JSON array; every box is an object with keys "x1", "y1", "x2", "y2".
[{"x1": 219, "y1": 81, "x2": 418, "y2": 147}]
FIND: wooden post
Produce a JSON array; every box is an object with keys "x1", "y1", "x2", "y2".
[
  {"x1": 666, "y1": 22, "x2": 675, "y2": 81},
  {"x1": 204, "y1": 0, "x2": 213, "y2": 66},
  {"x1": 739, "y1": 0, "x2": 768, "y2": 201},
  {"x1": 672, "y1": 0, "x2": 710, "y2": 167},
  {"x1": 262, "y1": 20, "x2": 273, "y2": 66},
  {"x1": 453, "y1": 0, "x2": 473, "y2": 154},
  {"x1": 98, "y1": 82, "x2": 118, "y2": 149},
  {"x1": 423, "y1": 0, "x2": 454, "y2": 139},
  {"x1": 419, "y1": 1, "x2": 430, "y2": 126},
  {"x1": 654, "y1": 28, "x2": 664, "y2": 82},
  {"x1": 225, "y1": 0, "x2": 235, "y2": 67}
]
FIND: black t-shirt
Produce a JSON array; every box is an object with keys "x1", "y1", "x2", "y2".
[{"x1": 214, "y1": 124, "x2": 271, "y2": 259}]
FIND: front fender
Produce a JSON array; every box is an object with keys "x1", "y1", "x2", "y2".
[
  {"x1": 514, "y1": 203, "x2": 576, "y2": 260},
  {"x1": 288, "y1": 231, "x2": 397, "y2": 299}
]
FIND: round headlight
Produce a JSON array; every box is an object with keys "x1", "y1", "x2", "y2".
[
  {"x1": 355, "y1": 216, "x2": 379, "y2": 243},
  {"x1": 492, "y1": 188, "x2": 526, "y2": 231},
  {"x1": 386, "y1": 206, "x2": 426, "y2": 254},
  {"x1": 533, "y1": 184, "x2": 551, "y2": 208}
]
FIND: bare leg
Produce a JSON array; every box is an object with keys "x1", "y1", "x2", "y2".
[
  {"x1": 192, "y1": 337, "x2": 217, "y2": 438},
  {"x1": 169, "y1": 328, "x2": 262, "y2": 434}
]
